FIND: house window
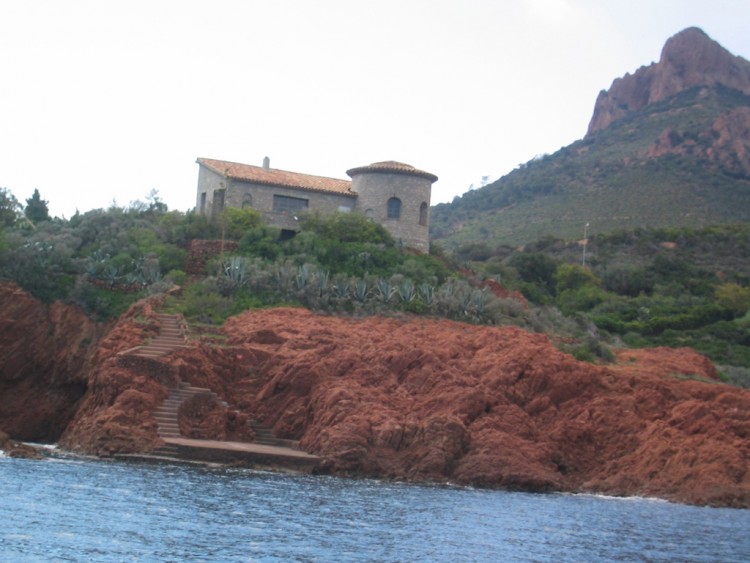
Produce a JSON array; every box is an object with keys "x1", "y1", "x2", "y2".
[
  {"x1": 242, "y1": 194, "x2": 253, "y2": 208},
  {"x1": 387, "y1": 197, "x2": 401, "y2": 219},
  {"x1": 199, "y1": 192, "x2": 207, "y2": 214},
  {"x1": 419, "y1": 202, "x2": 428, "y2": 226},
  {"x1": 212, "y1": 189, "x2": 225, "y2": 215},
  {"x1": 273, "y1": 194, "x2": 309, "y2": 214}
]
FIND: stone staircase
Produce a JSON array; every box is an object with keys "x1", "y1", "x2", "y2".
[
  {"x1": 127, "y1": 312, "x2": 304, "y2": 459},
  {"x1": 130, "y1": 313, "x2": 187, "y2": 358},
  {"x1": 249, "y1": 421, "x2": 301, "y2": 450},
  {"x1": 153, "y1": 382, "x2": 229, "y2": 439}
]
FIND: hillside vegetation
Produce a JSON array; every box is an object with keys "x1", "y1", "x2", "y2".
[
  {"x1": 456, "y1": 223, "x2": 750, "y2": 380},
  {"x1": 1, "y1": 186, "x2": 748, "y2": 384},
  {"x1": 431, "y1": 86, "x2": 750, "y2": 248}
]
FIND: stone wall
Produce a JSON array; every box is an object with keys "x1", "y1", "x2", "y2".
[
  {"x1": 224, "y1": 180, "x2": 356, "y2": 230},
  {"x1": 186, "y1": 240, "x2": 239, "y2": 275}
]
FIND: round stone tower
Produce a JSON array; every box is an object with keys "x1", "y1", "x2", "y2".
[{"x1": 346, "y1": 161, "x2": 438, "y2": 253}]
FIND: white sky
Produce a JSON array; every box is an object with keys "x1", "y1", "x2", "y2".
[{"x1": 1, "y1": 0, "x2": 749, "y2": 218}]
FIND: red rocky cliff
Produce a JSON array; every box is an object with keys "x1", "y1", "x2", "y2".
[
  {"x1": 168, "y1": 308, "x2": 749, "y2": 508},
  {"x1": 2, "y1": 284, "x2": 749, "y2": 508},
  {"x1": 587, "y1": 27, "x2": 750, "y2": 135},
  {"x1": 0, "y1": 283, "x2": 99, "y2": 441}
]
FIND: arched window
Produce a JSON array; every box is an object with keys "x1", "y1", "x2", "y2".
[
  {"x1": 419, "y1": 202, "x2": 428, "y2": 226},
  {"x1": 242, "y1": 194, "x2": 253, "y2": 208},
  {"x1": 387, "y1": 197, "x2": 401, "y2": 219}
]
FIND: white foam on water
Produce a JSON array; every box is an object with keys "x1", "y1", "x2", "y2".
[{"x1": 562, "y1": 491, "x2": 670, "y2": 504}]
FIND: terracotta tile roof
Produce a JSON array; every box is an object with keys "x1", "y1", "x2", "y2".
[
  {"x1": 347, "y1": 161, "x2": 438, "y2": 182},
  {"x1": 197, "y1": 158, "x2": 354, "y2": 196}
]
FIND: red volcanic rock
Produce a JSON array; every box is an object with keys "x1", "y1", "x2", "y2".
[
  {"x1": 58, "y1": 297, "x2": 171, "y2": 456},
  {"x1": 0, "y1": 283, "x2": 99, "y2": 442},
  {"x1": 0, "y1": 429, "x2": 42, "y2": 459},
  {"x1": 155, "y1": 307, "x2": 750, "y2": 507},
  {"x1": 588, "y1": 27, "x2": 750, "y2": 135},
  {"x1": 178, "y1": 394, "x2": 255, "y2": 441},
  {"x1": 647, "y1": 107, "x2": 750, "y2": 176},
  {"x1": 2, "y1": 282, "x2": 748, "y2": 507}
]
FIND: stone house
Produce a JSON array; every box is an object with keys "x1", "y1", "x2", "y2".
[{"x1": 196, "y1": 157, "x2": 438, "y2": 252}]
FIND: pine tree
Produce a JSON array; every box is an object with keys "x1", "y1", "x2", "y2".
[
  {"x1": 0, "y1": 187, "x2": 20, "y2": 227},
  {"x1": 25, "y1": 188, "x2": 50, "y2": 223}
]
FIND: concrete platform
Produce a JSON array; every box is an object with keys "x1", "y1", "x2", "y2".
[{"x1": 118, "y1": 437, "x2": 321, "y2": 473}]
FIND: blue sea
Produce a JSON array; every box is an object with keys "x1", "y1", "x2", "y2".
[{"x1": 1, "y1": 451, "x2": 749, "y2": 562}]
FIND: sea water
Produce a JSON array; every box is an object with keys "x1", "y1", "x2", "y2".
[{"x1": 1, "y1": 454, "x2": 749, "y2": 562}]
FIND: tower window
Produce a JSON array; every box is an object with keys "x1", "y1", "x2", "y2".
[
  {"x1": 387, "y1": 197, "x2": 401, "y2": 219},
  {"x1": 419, "y1": 202, "x2": 428, "y2": 226}
]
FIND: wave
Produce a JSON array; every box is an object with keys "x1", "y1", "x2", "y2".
[{"x1": 561, "y1": 491, "x2": 670, "y2": 504}]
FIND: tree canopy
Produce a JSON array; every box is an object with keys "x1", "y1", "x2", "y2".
[{"x1": 25, "y1": 189, "x2": 50, "y2": 224}]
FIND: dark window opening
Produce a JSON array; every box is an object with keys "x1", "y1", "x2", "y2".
[
  {"x1": 273, "y1": 194, "x2": 309, "y2": 214},
  {"x1": 280, "y1": 229, "x2": 298, "y2": 241},
  {"x1": 419, "y1": 202, "x2": 428, "y2": 226},
  {"x1": 387, "y1": 197, "x2": 401, "y2": 219},
  {"x1": 212, "y1": 189, "x2": 225, "y2": 216}
]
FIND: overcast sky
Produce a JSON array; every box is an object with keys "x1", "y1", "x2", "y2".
[{"x1": 2, "y1": 0, "x2": 749, "y2": 218}]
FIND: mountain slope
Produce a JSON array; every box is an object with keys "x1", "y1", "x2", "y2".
[{"x1": 431, "y1": 28, "x2": 750, "y2": 248}]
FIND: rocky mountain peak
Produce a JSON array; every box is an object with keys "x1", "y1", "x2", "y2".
[{"x1": 587, "y1": 27, "x2": 750, "y2": 135}]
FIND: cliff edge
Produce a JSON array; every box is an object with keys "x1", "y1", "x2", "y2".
[{"x1": 587, "y1": 27, "x2": 750, "y2": 135}]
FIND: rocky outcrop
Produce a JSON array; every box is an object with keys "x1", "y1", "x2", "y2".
[
  {"x1": 58, "y1": 298, "x2": 177, "y2": 456},
  {"x1": 587, "y1": 27, "x2": 750, "y2": 135},
  {"x1": 647, "y1": 106, "x2": 750, "y2": 176},
  {"x1": 0, "y1": 429, "x2": 42, "y2": 459},
  {"x1": 0, "y1": 283, "x2": 100, "y2": 442},
  {"x1": 155, "y1": 308, "x2": 749, "y2": 508},
  {"x1": 2, "y1": 283, "x2": 748, "y2": 507}
]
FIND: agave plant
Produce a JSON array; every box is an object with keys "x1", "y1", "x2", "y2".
[
  {"x1": 397, "y1": 279, "x2": 416, "y2": 303},
  {"x1": 295, "y1": 264, "x2": 309, "y2": 290},
  {"x1": 223, "y1": 256, "x2": 249, "y2": 288},
  {"x1": 471, "y1": 288, "x2": 488, "y2": 316},
  {"x1": 419, "y1": 283, "x2": 435, "y2": 307},
  {"x1": 314, "y1": 268, "x2": 330, "y2": 296},
  {"x1": 354, "y1": 279, "x2": 369, "y2": 303},
  {"x1": 332, "y1": 275, "x2": 351, "y2": 299},
  {"x1": 375, "y1": 278, "x2": 394, "y2": 303},
  {"x1": 102, "y1": 264, "x2": 121, "y2": 288},
  {"x1": 275, "y1": 261, "x2": 295, "y2": 290}
]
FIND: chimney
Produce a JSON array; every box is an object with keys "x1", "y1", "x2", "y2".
[{"x1": 262, "y1": 156, "x2": 270, "y2": 169}]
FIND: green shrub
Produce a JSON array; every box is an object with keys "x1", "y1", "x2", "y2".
[
  {"x1": 165, "y1": 269, "x2": 187, "y2": 286},
  {"x1": 300, "y1": 211, "x2": 394, "y2": 245},
  {"x1": 238, "y1": 227, "x2": 283, "y2": 260},
  {"x1": 556, "y1": 285, "x2": 611, "y2": 315},
  {"x1": 716, "y1": 283, "x2": 750, "y2": 315},
  {"x1": 182, "y1": 281, "x2": 235, "y2": 324},
  {"x1": 509, "y1": 252, "x2": 558, "y2": 296},
  {"x1": 221, "y1": 207, "x2": 263, "y2": 240}
]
